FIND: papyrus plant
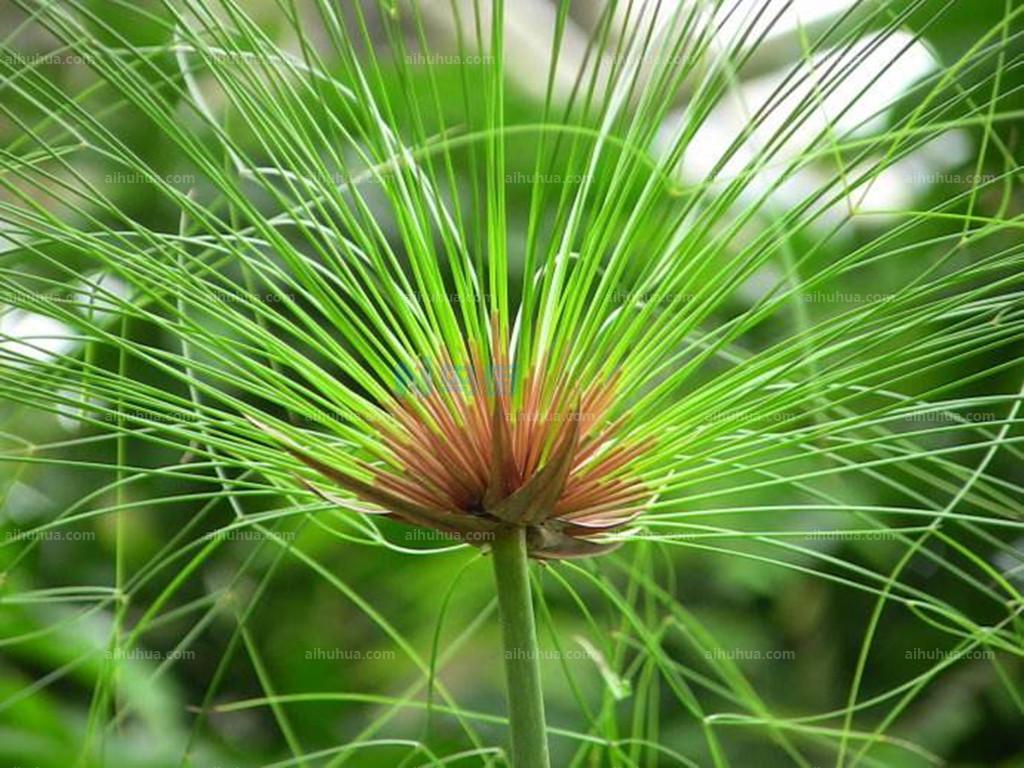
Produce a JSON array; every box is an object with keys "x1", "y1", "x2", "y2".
[{"x1": 1, "y1": 0, "x2": 1023, "y2": 765}]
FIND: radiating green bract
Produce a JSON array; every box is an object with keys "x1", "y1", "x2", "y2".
[{"x1": 1, "y1": 0, "x2": 1023, "y2": 766}]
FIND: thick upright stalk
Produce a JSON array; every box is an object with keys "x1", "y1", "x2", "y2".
[{"x1": 491, "y1": 527, "x2": 551, "y2": 768}]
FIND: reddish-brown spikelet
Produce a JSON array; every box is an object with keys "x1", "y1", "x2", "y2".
[{"x1": 261, "y1": 339, "x2": 652, "y2": 559}]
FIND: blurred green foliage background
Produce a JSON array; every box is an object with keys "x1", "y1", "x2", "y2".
[{"x1": 2, "y1": 1, "x2": 1023, "y2": 766}]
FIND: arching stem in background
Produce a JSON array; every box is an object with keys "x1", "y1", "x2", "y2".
[{"x1": 491, "y1": 527, "x2": 551, "y2": 768}]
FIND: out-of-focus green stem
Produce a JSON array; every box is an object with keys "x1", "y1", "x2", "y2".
[{"x1": 491, "y1": 527, "x2": 551, "y2": 768}]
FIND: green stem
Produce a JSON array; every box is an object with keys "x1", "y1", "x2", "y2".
[{"x1": 491, "y1": 527, "x2": 551, "y2": 768}]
